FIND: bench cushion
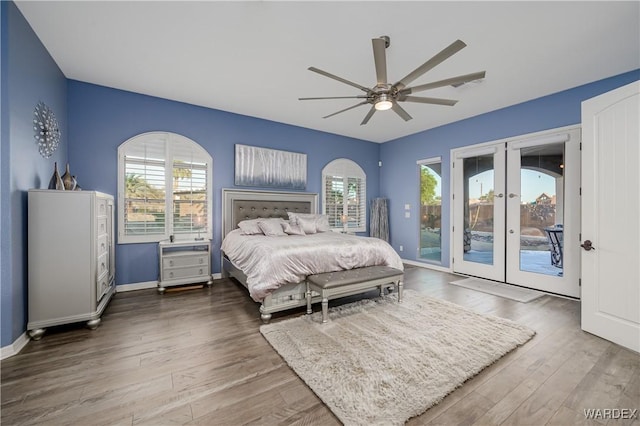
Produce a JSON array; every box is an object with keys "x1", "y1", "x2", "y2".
[{"x1": 307, "y1": 266, "x2": 403, "y2": 290}]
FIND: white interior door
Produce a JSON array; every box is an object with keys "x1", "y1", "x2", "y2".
[
  {"x1": 581, "y1": 81, "x2": 640, "y2": 352},
  {"x1": 452, "y1": 145, "x2": 506, "y2": 282},
  {"x1": 505, "y1": 129, "x2": 581, "y2": 298}
]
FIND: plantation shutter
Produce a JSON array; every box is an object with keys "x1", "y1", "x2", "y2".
[
  {"x1": 324, "y1": 175, "x2": 345, "y2": 227},
  {"x1": 171, "y1": 140, "x2": 209, "y2": 237},
  {"x1": 322, "y1": 159, "x2": 366, "y2": 232},
  {"x1": 122, "y1": 135, "x2": 167, "y2": 238},
  {"x1": 118, "y1": 132, "x2": 213, "y2": 244}
]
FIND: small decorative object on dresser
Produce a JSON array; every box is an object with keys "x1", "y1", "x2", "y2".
[
  {"x1": 60, "y1": 163, "x2": 76, "y2": 190},
  {"x1": 47, "y1": 161, "x2": 64, "y2": 190},
  {"x1": 158, "y1": 239, "x2": 213, "y2": 294}
]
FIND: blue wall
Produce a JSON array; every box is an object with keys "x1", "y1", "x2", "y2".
[
  {"x1": 1, "y1": 1, "x2": 68, "y2": 348},
  {"x1": 380, "y1": 70, "x2": 639, "y2": 268},
  {"x1": 67, "y1": 81, "x2": 380, "y2": 286}
]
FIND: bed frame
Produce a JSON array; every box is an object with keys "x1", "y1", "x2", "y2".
[{"x1": 221, "y1": 189, "x2": 322, "y2": 322}]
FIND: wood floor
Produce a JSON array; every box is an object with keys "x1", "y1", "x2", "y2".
[{"x1": 2, "y1": 266, "x2": 638, "y2": 425}]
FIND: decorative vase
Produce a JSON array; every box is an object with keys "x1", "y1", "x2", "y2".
[
  {"x1": 61, "y1": 163, "x2": 76, "y2": 190},
  {"x1": 48, "y1": 162, "x2": 64, "y2": 190},
  {"x1": 72, "y1": 176, "x2": 81, "y2": 191}
]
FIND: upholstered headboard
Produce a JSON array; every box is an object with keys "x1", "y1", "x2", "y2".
[{"x1": 221, "y1": 189, "x2": 318, "y2": 238}]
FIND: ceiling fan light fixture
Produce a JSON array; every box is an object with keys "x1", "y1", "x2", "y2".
[{"x1": 375, "y1": 94, "x2": 393, "y2": 111}]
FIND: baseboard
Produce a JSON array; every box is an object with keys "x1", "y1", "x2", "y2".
[
  {"x1": 116, "y1": 280, "x2": 158, "y2": 292},
  {"x1": 1, "y1": 332, "x2": 29, "y2": 360},
  {"x1": 401, "y1": 259, "x2": 453, "y2": 274},
  {"x1": 116, "y1": 274, "x2": 222, "y2": 293}
]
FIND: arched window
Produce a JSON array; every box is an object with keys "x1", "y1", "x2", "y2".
[
  {"x1": 322, "y1": 158, "x2": 366, "y2": 233},
  {"x1": 117, "y1": 132, "x2": 212, "y2": 244}
]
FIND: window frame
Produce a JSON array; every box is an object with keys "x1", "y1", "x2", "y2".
[
  {"x1": 321, "y1": 158, "x2": 367, "y2": 233},
  {"x1": 417, "y1": 156, "x2": 443, "y2": 264},
  {"x1": 117, "y1": 132, "x2": 213, "y2": 244}
]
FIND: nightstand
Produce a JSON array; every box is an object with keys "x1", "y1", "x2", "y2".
[{"x1": 158, "y1": 240, "x2": 213, "y2": 294}]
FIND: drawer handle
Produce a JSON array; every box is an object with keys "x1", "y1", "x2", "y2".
[
  {"x1": 169, "y1": 260, "x2": 174, "y2": 266},
  {"x1": 199, "y1": 268, "x2": 203, "y2": 275},
  {"x1": 169, "y1": 272, "x2": 174, "y2": 278},
  {"x1": 101, "y1": 243, "x2": 106, "y2": 250},
  {"x1": 199, "y1": 258, "x2": 203, "y2": 264}
]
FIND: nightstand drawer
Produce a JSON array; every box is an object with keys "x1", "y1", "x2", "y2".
[
  {"x1": 163, "y1": 253, "x2": 208, "y2": 269},
  {"x1": 163, "y1": 265, "x2": 208, "y2": 281}
]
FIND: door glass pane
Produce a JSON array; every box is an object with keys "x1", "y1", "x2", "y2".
[
  {"x1": 419, "y1": 163, "x2": 442, "y2": 262},
  {"x1": 463, "y1": 155, "x2": 494, "y2": 264},
  {"x1": 519, "y1": 143, "x2": 565, "y2": 276}
]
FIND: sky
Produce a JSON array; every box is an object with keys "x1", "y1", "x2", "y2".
[{"x1": 468, "y1": 169, "x2": 556, "y2": 203}]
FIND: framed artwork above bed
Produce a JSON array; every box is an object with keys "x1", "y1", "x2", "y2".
[{"x1": 235, "y1": 144, "x2": 307, "y2": 190}]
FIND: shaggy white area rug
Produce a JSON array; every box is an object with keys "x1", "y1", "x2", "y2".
[
  {"x1": 449, "y1": 277, "x2": 545, "y2": 303},
  {"x1": 260, "y1": 290, "x2": 535, "y2": 426}
]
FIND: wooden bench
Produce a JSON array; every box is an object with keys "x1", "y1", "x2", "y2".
[{"x1": 305, "y1": 266, "x2": 404, "y2": 323}]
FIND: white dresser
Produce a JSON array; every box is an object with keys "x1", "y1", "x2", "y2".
[
  {"x1": 158, "y1": 240, "x2": 213, "y2": 293},
  {"x1": 27, "y1": 190, "x2": 116, "y2": 340}
]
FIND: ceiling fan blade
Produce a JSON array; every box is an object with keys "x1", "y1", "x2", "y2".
[
  {"x1": 400, "y1": 71, "x2": 486, "y2": 95},
  {"x1": 400, "y1": 96, "x2": 458, "y2": 106},
  {"x1": 372, "y1": 37, "x2": 388, "y2": 85},
  {"x1": 299, "y1": 96, "x2": 368, "y2": 100},
  {"x1": 323, "y1": 101, "x2": 369, "y2": 119},
  {"x1": 308, "y1": 67, "x2": 371, "y2": 93},
  {"x1": 393, "y1": 39, "x2": 467, "y2": 90},
  {"x1": 391, "y1": 102, "x2": 413, "y2": 121},
  {"x1": 360, "y1": 106, "x2": 377, "y2": 125}
]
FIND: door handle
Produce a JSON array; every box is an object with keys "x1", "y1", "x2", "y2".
[
  {"x1": 494, "y1": 193, "x2": 504, "y2": 198},
  {"x1": 580, "y1": 240, "x2": 595, "y2": 251},
  {"x1": 508, "y1": 193, "x2": 519, "y2": 198}
]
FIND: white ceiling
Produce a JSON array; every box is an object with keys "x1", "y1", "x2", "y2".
[{"x1": 16, "y1": 1, "x2": 640, "y2": 143}]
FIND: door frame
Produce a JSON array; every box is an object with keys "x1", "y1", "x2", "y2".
[{"x1": 450, "y1": 125, "x2": 582, "y2": 298}]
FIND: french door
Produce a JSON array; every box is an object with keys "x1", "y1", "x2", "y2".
[{"x1": 452, "y1": 127, "x2": 581, "y2": 298}]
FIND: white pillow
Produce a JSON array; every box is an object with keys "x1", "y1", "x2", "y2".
[
  {"x1": 258, "y1": 220, "x2": 288, "y2": 237},
  {"x1": 295, "y1": 216, "x2": 317, "y2": 234},
  {"x1": 238, "y1": 217, "x2": 284, "y2": 235},
  {"x1": 287, "y1": 212, "x2": 331, "y2": 233},
  {"x1": 282, "y1": 222, "x2": 306, "y2": 236},
  {"x1": 237, "y1": 219, "x2": 263, "y2": 235}
]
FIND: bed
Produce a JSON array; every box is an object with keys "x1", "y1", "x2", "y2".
[{"x1": 221, "y1": 189, "x2": 404, "y2": 322}]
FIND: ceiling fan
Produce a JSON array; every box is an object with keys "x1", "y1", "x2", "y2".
[{"x1": 299, "y1": 36, "x2": 486, "y2": 125}]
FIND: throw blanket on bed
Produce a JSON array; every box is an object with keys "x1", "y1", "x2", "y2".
[{"x1": 221, "y1": 229, "x2": 404, "y2": 301}]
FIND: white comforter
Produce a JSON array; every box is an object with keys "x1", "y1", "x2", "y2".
[{"x1": 221, "y1": 229, "x2": 404, "y2": 301}]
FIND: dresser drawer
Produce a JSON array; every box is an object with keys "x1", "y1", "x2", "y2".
[
  {"x1": 163, "y1": 253, "x2": 208, "y2": 269},
  {"x1": 96, "y1": 274, "x2": 110, "y2": 302},
  {"x1": 97, "y1": 198, "x2": 108, "y2": 217},
  {"x1": 97, "y1": 234, "x2": 108, "y2": 257},
  {"x1": 162, "y1": 265, "x2": 208, "y2": 281},
  {"x1": 97, "y1": 216, "x2": 108, "y2": 236},
  {"x1": 97, "y1": 252, "x2": 109, "y2": 279}
]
